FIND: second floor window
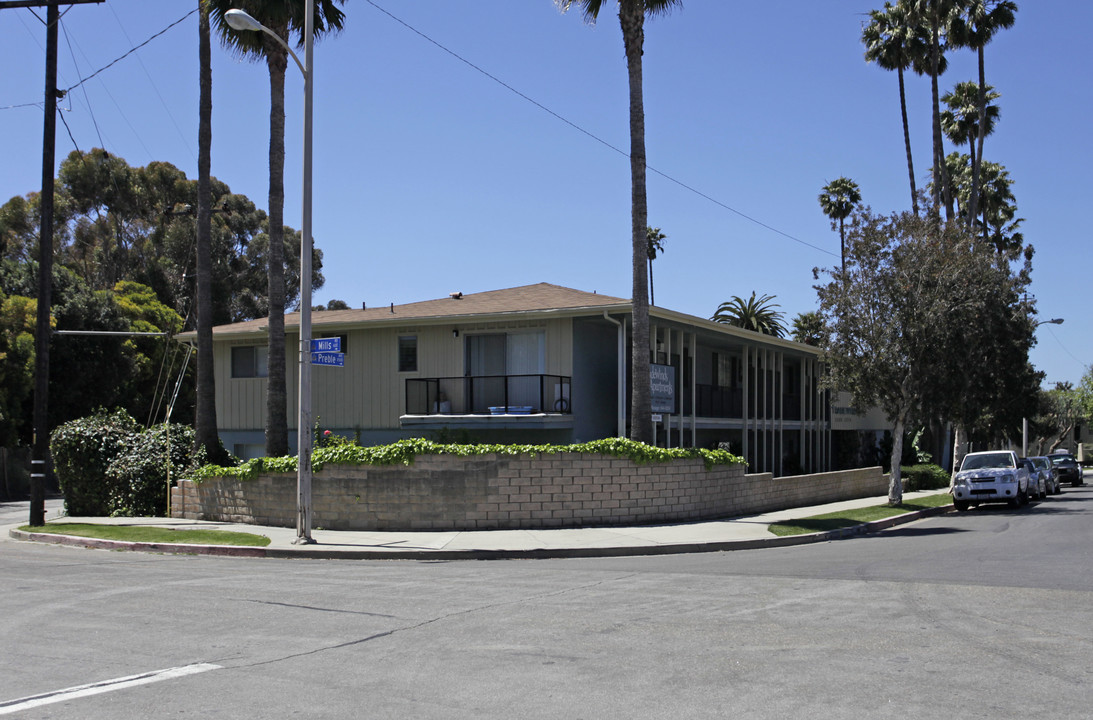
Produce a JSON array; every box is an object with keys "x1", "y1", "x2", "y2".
[{"x1": 398, "y1": 335, "x2": 417, "y2": 372}]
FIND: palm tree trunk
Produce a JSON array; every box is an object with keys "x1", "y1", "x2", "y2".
[
  {"x1": 967, "y1": 46, "x2": 987, "y2": 226},
  {"x1": 195, "y1": 1, "x2": 222, "y2": 463},
  {"x1": 620, "y1": 1, "x2": 652, "y2": 445},
  {"x1": 897, "y1": 67, "x2": 918, "y2": 215},
  {"x1": 928, "y1": 2, "x2": 954, "y2": 219},
  {"x1": 265, "y1": 34, "x2": 289, "y2": 457},
  {"x1": 648, "y1": 256, "x2": 654, "y2": 307}
]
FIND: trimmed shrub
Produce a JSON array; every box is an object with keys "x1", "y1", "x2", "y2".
[
  {"x1": 51, "y1": 408, "x2": 138, "y2": 516},
  {"x1": 900, "y1": 463, "x2": 950, "y2": 492},
  {"x1": 51, "y1": 409, "x2": 201, "y2": 517},
  {"x1": 107, "y1": 424, "x2": 199, "y2": 517}
]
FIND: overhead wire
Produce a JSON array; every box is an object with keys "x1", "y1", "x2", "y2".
[{"x1": 362, "y1": 0, "x2": 838, "y2": 260}]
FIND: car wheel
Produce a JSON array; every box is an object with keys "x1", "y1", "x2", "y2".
[
  {"x1": 1008, "y1": 496, "x2": 1020, "y2": 508},
  {"x1": 954, "y1": 499, "x2": 969, "y2": 512}
]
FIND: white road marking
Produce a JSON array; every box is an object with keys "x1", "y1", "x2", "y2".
[{"x1": 0, "y1": 663, "x2": 221, "y2": 715}]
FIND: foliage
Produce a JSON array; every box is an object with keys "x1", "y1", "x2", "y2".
[
  {"x1": 195, "y1": 437, "x2": 746, "y2": 481},
  {"x1": 50, "y1": 409, "x2": 199, "y2": 517},
  {"x1": 106, "y1": 423, "x2": 200, "y2": 517},
  {"x1": 790, "y1": 311, "x2": 824, "y2": 346},
  {"x1": 818, "y1": 177, "x2": 863, "y2": 230},
  {"x1": 1079, "y1": 366, "x2": 1093, "y2": 422},
  {"x1": 1, "y1": 150, "x2": 324, "y2": 327},
  {"x1": 0, "y1": 294, "x2": 39, "y2": 447},
  {"x1": 815, "y1": 202, "x2": 1035, "y2": 500},
  {"x1": 900, "y1": 463, "x2": 950, "y2": 491},
  {"x1": 1030, "y1": 381, "x2": 1085, "y2": 455},
  {"x1": 711, "y1": 292, "x2": 786, "y2": 338},
  {"x1": 50, "y1": 408, "x2": 139, "y2": 516}
]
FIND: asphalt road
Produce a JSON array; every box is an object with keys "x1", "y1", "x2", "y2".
[{"x1": 2, "y1": 487, "x2": 1091, "y2": 719}]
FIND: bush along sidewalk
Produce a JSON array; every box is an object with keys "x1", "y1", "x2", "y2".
[{"x1": 50, "y1": 409, "x2": 203, "y2": 517}]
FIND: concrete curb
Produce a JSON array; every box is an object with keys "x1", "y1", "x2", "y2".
[{"x1": 7, "y1": 503, "x2": 955, "y2": 560}]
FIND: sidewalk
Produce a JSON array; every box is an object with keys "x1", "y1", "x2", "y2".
[{"x1": 4, "y1": 490, "x2": 954, "y2": 560}]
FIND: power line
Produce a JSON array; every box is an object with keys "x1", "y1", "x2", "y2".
[
  {"x1": 363, "y1": 0, "x2": 837, "y2": 259},
  {"x1": 60, "y1": 8, "x2": 197, "y2": 95}
]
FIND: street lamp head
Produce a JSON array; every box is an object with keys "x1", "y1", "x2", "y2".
[
  {"x1": 1047, "y1": 318, "x2": 1064, "y2": 325},
  {"x1": 224, "y1": 9, "x2": 265, "y2": 33}
]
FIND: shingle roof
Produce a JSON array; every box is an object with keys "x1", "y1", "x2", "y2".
[{"x1": 206, "y1": 283, "x2": 630, "y2": 336}]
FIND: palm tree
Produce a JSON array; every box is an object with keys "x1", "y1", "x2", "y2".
[
  {"x1": 941, "y1": 80, "x2": 1000, "y2": 185},
  {"x1": 194, "y1": 0, "x2": 223, "y2": 462},
  {"x1": 862, "y1": 1, "x2": 933, "y2": 215},
  {"x1": 948, "y1": 0, "x2": 1016, "y2": 225},
  {"x1": 818, "y1": 177, "x2": 861, "y2": 270},
  {"x1": 791, "y1": 311, "x2": 824, "y2": 347},
  {"x1": 646, "y1": 226, "x2": 666, "y2": 306},
  {"x1": 557, "y1": 0, "x2": 681, "y2": 445},
  {"x1": 711, "y1": 293, "x2": 787, "y2": 338},
  {"x1": 207, "y1": 0, "x2": 345, "y2": 456},
  {"x1": 908, "y1": 0, "x2": 959, "y2": 218}
]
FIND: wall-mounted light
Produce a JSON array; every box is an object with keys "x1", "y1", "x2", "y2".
[{"x1": 452, "y1": 328, "x2": 459, "y2": 338}]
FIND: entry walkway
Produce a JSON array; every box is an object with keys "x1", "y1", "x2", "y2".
[{"x1": 5, "y1": 490, "x2": 953, "y2": 560}]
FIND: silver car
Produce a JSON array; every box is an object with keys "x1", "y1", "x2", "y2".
[{"x1": 1029, "y1": 456, "x2": 1059, "y2": 495}]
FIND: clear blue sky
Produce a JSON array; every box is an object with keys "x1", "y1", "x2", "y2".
[{"x1": 2, "y1": 1, "x2": 1089, "y2": 388}]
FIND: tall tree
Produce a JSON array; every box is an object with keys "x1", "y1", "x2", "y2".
[
  {"x1": 790, "y1": 311, "x2": 824, "y2": 347},
  {"x1": 818, "y1": 177, "x2": 862, "y2": 270},
  {"x1": 645, "y1": 226, "x2": 666, "y2": 307},
  {"x1": 908, "y1": 0, "x2": 958, "y2": 218},
  {"x1": 195, "y1": 1, "x2": 224, "y2": 462},
  {"x1": 207, "y1": 0, "x2": 346, "y2": 456},
  {"x1": 711, "y1": 292, "x2": 787, "y2": 338},
  {"x1": 948, "y1": 0, "x2": 1017, "y2": 225},
  {"x1": 816, "y1": 202, "x2": 1032, "y2": 503},
  {"x1": 862, "y1": 1, "x2": 934, "y2": 215},
  {"x1": 558, "y1": 0, "x2": 681, "y2": 445},
  {"x1": 940, "y1": 80, "x2": 1000, "y2": 182}
]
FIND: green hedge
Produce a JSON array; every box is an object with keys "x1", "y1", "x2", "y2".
[
  {"x1": 51, "y1": 409, "x2": 139, "y2": 516},
  {"x1": 900, "y1": 463, "x2": 950, "y2": 492},
  {"x1": 50, "y1": 409, "x2": 201, "y2": 517},
  {"x1": 196, "y1": 437, "x2": 747, "y2": 482}
]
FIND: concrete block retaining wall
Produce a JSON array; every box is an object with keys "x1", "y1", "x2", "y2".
[{"x1": 171, "y1": 455, "x2": 887, "y2": 531}]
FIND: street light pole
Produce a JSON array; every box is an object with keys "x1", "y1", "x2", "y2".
[
  {"x1": 1022, "y1": 317, "x2": 1065, "y2": 457},
  {"x1": 225, "y1": 3, "x2": 315, "y2": 544}
]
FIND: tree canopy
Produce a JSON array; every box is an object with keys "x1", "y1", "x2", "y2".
[{"x1": 815, "y1": 202, "x2": 1035, "y2": 502}]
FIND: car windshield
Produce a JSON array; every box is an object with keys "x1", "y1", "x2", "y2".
[
  {"x1": 961, "y1": 453, "x2": 1014, "y2": 470},
  {"x1": 1050, "y1": 456, "x2": 1075, "y2": 466},
  {"x1": 1032, "y1": 459, "x2": 1049, "y2": 470}
]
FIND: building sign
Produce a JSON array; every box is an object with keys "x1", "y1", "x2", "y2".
[{"x1": 650, "y1": 363, "x2": 676, "y2": 414}]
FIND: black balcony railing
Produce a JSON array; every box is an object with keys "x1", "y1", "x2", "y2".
[
  {"x1": 684, "y1": 384, "x2": 743, "y2": 419},
  {"x1": 406, "y1": 375, "x2": 572, "y2": 416}
]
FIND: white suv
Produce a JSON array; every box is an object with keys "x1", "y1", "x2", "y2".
[{"x1": 951, "y1": 450, "x2": 1030, "y2": 511}]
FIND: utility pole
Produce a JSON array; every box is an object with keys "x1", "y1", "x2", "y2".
[{"x1": 0, "y1": 0, "x2": 105, "y2": 525}]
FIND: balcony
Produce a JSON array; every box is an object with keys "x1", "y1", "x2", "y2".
[{"x1": 405, "y1": 375, "x2": 573, "y2": 416}]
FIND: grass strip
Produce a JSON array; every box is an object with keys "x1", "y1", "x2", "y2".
[
  {"x1": 19, "y1": 523, "x2": 271, "y2": 547},
  {"x1": 767, "y1": 492, "x2": 953, "y2": 537}
]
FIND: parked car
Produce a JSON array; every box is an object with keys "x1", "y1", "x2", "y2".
[
  {"x1": 1018, "y1": 458, "x2": 1053, "y2": 498},
  {"x1": 1021, "y1": 457, "x2": 1048, "y2": 499},
  {"x1": 1050, "y1": 453, "x2": 1083, "y2": 486},
  {"x1": 1029, "y1": 456, "x2": 1060, "y2": 495},
  {"x1": 951, "y1": 450, "x2": 1030, "y2": 511}
]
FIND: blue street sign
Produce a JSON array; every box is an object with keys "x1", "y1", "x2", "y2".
[
  {"x1": 311, "y1": 337, "x2": 341, "y2": 352},
  {"x1": 311, "y1": 351, "x2": 344, "y2": 367}
]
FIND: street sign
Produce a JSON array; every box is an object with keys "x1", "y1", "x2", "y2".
[
  {"x1": 310, "y1": 337, "x2": 341, "y2": 353},
  {"x1": 311, "y1": 351, "x2": 344, "y2": 367}
]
